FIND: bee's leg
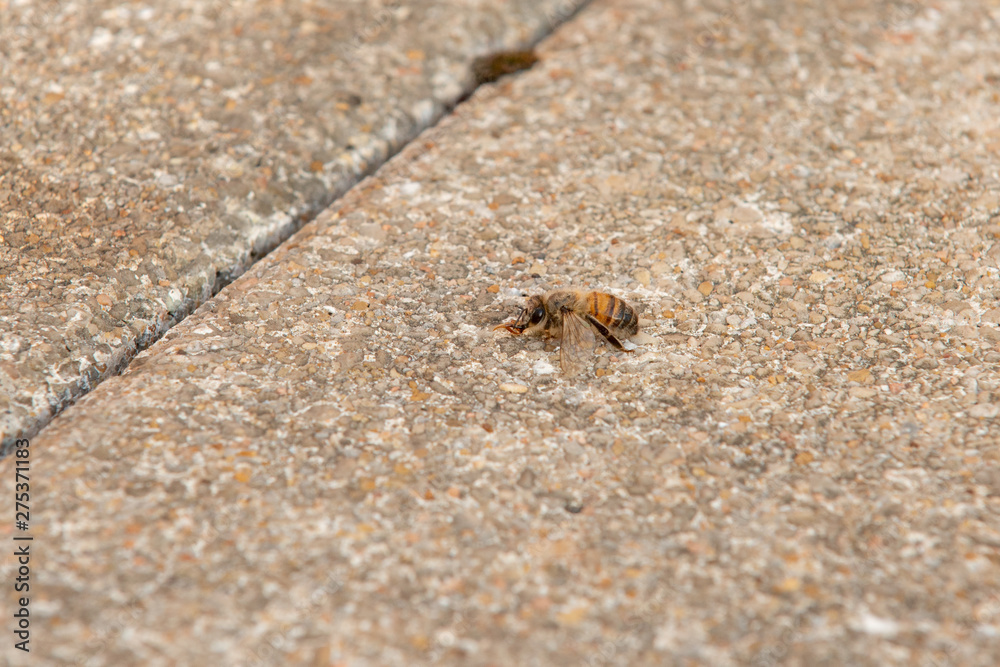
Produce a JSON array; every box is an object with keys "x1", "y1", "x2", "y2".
[
  {"x1": 585, "y1": 315, "x2": 625, "y2": 350},
  {"x1": 493, "y1": 323, "x2": 523, "y2": 335}
]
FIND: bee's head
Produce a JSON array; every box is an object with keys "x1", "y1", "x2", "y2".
[{"x1": 512, "y1": 295, "x2": 547, "y2": 333}]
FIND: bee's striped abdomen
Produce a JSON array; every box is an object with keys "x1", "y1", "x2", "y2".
[
  {"x1": 610, "y1": 294, "x2": 639, "y2": 336},
  {"x1": 588, "y1": 292, "x2": 639, "y2": 337}
]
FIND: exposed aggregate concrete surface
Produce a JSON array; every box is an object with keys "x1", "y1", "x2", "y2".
[
  {"x1": 3, "y1": 0, "x2": 1000, "y2": 664},
  {"x1": 0, "y1": 0, "x2": 586, "y2": 447}
]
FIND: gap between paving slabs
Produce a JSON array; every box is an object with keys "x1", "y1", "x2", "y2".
[{"x1": 0, "y1": 0, "x2": 592, "y2": 453}]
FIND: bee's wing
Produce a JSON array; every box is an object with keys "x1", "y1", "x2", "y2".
[{"x1": 560, "y1": 310, "x2": 597, "y2": 375}]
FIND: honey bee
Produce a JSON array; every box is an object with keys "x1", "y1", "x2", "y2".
[{"x1": 495, "y1": 290, "x2": 639, "y2": 375}]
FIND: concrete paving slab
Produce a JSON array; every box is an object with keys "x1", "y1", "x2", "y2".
[
  {"x1": 0, "y1": 0, "x2": 586, "y2": 448},
  {"x1": 5, "y1": 0, "x2": 1000, "y2": 665}
]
